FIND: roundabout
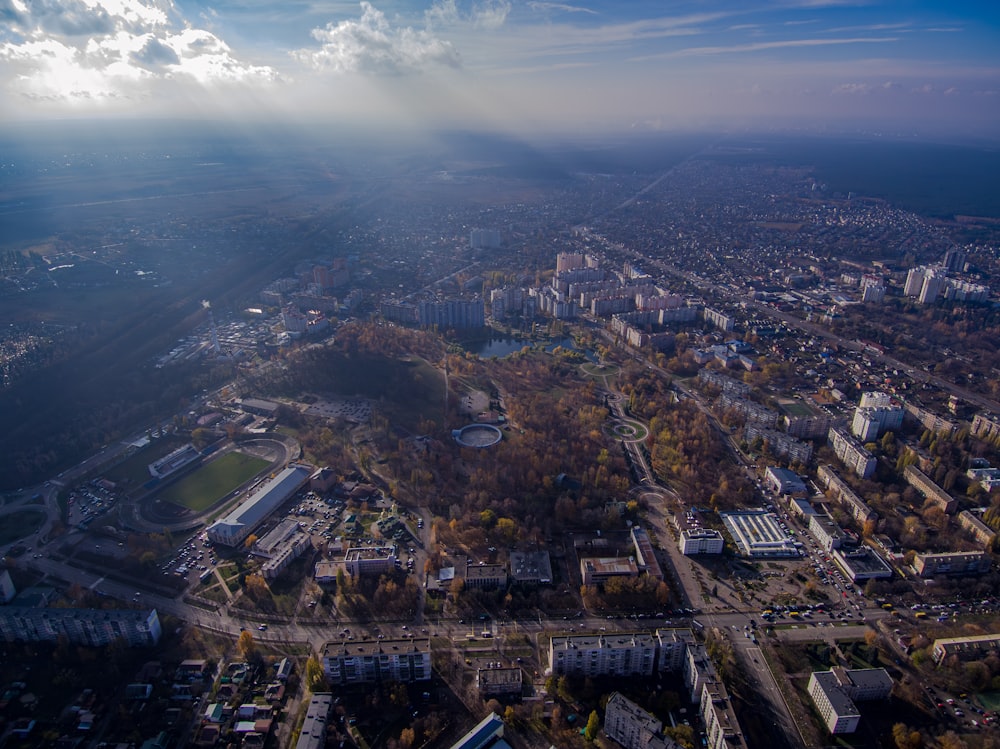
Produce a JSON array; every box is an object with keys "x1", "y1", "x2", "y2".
[{"x1": 605, "y1": 418, "x2": 648, "y2": 443}]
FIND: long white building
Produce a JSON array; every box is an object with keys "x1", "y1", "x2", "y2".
[
  {"x1": 721, "y1": 511, "x2": 800, "y2": 558},
  {"x1": 0, "y1": 607, "x2": 161, "y2": 647},
  {"x1": 207, "y1": 463, "x2": 313, "y2": 546}
]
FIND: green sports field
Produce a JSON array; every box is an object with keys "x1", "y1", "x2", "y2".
[{"x1": 157, "y1": 451, "x2": 270, "y2": 512}]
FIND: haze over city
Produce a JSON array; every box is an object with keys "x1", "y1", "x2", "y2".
[
  {"x1": 1, "y1": 0, "x2": 998, "y2": 136},
  {"x1": 5, "y1": 2, "x2": 1000, "y2": 749}
]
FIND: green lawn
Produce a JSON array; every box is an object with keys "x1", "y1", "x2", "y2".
[{"x1": 156, "y1": 451, "x2": 269, "y2": 512}]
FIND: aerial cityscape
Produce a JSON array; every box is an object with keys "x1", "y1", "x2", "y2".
[{"x1": 2, "y1": 2, "x2": 1000, "y2": 749}]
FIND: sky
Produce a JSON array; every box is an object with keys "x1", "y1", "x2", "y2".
[{"x1": 1, "y1": 0, "x2": 998, "y2": 138}]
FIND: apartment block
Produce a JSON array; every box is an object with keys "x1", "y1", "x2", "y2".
[
  {"x1": 321, "y1": 639, "x2": 430, "y2": 685},
  {"x1": 0, "y1": 607, "x2": 161, "y2": 647},
  {"x1": 549, "y1": 633, "x2": 657, "y2": 678}
]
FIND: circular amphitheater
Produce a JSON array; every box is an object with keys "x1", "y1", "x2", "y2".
[{"x1": 453, "y1": 424, "x2": 503, "y2": 449}]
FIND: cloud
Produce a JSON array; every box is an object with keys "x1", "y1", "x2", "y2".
[
  {"x1": 831, "y1": 82, "x2": 872, "y2": 95},
  {"x1": 527, "y1": 2, "x2": 597, "y2": 16},
  {"x1": 633, "y1": 35, "x2": 898, "y2": 61},
  {"x1": 296, "y1": 2, "x2": 460, "y2": 74},
  {"x1": 131, "y1": 35, "x2": 180, "y2": 66},
  {"x1": 424, "y1": 0, "x2": 511, "y2": 30},
  {"x1": 472, "y1": 0, "x2": 510, "y2": 30},
  {"x1": 4, "y1": 0, "x2": 117, "y2": 36},
  {"x1": 0, "y1": 0, "x2": 278, "y2": 103},
  {"x1": 825, "y1": 22, "x2": 912, "y2": 33}
]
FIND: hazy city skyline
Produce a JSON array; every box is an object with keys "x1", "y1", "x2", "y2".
[{"x1": 2, "y1": 0, "x2": 998, "y2": 137}]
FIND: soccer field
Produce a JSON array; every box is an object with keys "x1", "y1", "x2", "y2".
[{"x1": 157, "y1": 451, "x2": 270, "y2": 512}]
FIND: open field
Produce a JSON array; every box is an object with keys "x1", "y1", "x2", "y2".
[
  {"x1": 156, "y1": 451, "x2": 269, "y2": 512},
  {"x1": 0, "y1": 509, "x2": 45, "y2": 544}
]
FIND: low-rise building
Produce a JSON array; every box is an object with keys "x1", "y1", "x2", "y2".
[
  {"x1": 913, "y1": 551, "x2": 991, "y2": 577},
  {"x1": 831, "y1": 547, "x2": 893, "y2": 583},
  {"x1": 764, "y1": 466, "x2": 808, "y2": 496},
  {"x1": 260, "y1": 532, "x2": 312, "y2": 581},
  {"x1": 903, "y1": 465, "x2": 958, "y2": 515},
  {"x1": 314, "y1": 560, "x2": 341, "y2": 585},
  {"x1": 508, "y1": 551, "x2": 552, "y2": 585},
  {"x1": 580, "y1": 557, "x2": 639, "y2": 586},
  {"x1": 957, "y1": 510, "x2": 997, "y2": 547},
  {"x1": 933, "y1": 633, "x2": 1000, "y2": 664},
  {"x1": 476, "y1": 667, "x2": 522, "y2": 698},
  {"x1": 447, "y1": 713, "x2": 505, "y2": 749},
  {"x1": 464, "y1": 562, "x2": 509, "y2": 590},
  {"x1": 679, "y1": 528, "x2": 725, "y2": 555},
  {"x1": 344, "y1": 546, "x2": 397, "y2": 577},
  {"x1": 630, "y1": 527, "x2": 664, "y2": 580}
]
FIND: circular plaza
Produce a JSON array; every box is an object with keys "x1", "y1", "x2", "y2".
[{"x1": 453, "y1": 424, "x2": 503, "y2": 448}]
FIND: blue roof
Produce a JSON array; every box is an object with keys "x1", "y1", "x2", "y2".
[{"x1": 449, "y1": 714, "x2": 504, "y2": 749}]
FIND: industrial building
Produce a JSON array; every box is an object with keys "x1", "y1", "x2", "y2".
[{"x1": 721, "y1": 511, "x2": 800, "y2": 558}]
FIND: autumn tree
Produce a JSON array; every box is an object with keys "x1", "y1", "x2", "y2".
[
  {"x1": 305, "y1": 655, "x2": 329, "y2": 692},
  {"x1": 585, "y1": 710, "x2": 600, "y2": 740},
  {"x1": 892, "y1": 723, "x2": 922, "y2": 749},
  {"x1": 238, "y1": 630, "x2": 256, "y2": 660}
]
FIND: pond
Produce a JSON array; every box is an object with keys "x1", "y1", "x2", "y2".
[
  {"x1": 545, "y1": 336, "x2": 599, "y2": 363},
  {"x1": 462, "y1": 334, "x2": 598, "y2": 361},
  {"x1": 463, "y1": 335, "x2": 531, "y2": 358}
]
